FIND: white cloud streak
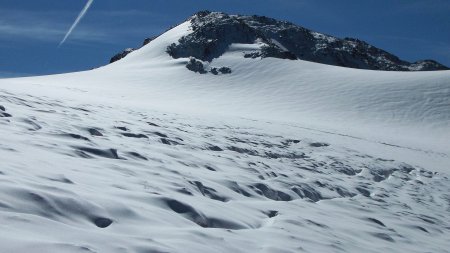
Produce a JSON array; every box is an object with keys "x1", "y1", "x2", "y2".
[
  {"x1": 59, "y1": 0, "x2": 94, "y2": 47},
  {"x1": 0, "y1": 7, "x2": 166, "y2": 46}
]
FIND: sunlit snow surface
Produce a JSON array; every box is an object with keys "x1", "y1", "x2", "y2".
[{"x1": 0, "y1": 21, "x2": 449, "y2": 253}]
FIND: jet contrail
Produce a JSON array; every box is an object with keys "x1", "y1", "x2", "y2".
[{"x1": 59, "y1": 0, "x2": 94, "y2": 47}]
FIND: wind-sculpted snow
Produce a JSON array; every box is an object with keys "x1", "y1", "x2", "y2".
[
  {"x1": 0, "y1": 17, "x2": 449, "y2": 253},
  {"x1": 1, "y1": 89, "x2": 449, "y2": 253}
]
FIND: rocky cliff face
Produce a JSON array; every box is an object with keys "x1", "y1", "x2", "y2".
[
  {"x1": 112, "y1": 11, "x2": 449, "y2": 72},
  {"x1": 167, "y1": 11, "x2": 448, "y2": 71}
]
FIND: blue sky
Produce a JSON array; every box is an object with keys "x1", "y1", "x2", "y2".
[{"x1": 1, "y1": 0, "x2": 449, "y2": 77}]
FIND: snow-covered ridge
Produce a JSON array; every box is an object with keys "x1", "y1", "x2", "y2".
[{"x1": 5, "y1": 19, "x2": 450, "y2": 152}]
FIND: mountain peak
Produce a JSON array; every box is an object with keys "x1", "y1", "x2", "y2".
[{"x1": 113, "y1": 11, "x2": 449, "y2": 72}]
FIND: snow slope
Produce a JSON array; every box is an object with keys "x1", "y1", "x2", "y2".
[{"x1": 0, "y1": 20, "x2": 449, "y2": 253}]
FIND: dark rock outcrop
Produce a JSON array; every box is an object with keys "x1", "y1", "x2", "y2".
[
  {"x1": 409, "y1": 60, "x2": 448, "y2": 71},
  {"x1": 110, "y1": 48, "x2": 134, "y2": 64},
  {"x1": 185, "y1": 57, "x2": 232, "y2": 75},
  {"x1": 210, "y1": 67, "x2": 232, "y2": 75},
  {"x1": 142, "y1": 37, "x2": 155, "y2": 46},
  {"x1": 186, "y1": 58, "x2": 207, "y2": 74},
  {"x1": 109, "y1": 37, "x2": 156, "y2": 64}
]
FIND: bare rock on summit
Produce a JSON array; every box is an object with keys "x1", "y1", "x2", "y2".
[
  {"x1": 166, "y1": 11, "x2": 449, "y2": 71},
  {"x1": 109, "y1": 10, "x2": 448, "y2": 72}
]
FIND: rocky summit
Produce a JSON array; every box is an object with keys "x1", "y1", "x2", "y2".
[{"x1": 113, "y1": 11, "x2": 449, "y2": 72}]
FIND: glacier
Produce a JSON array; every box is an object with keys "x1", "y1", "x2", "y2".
[{"x1": 0, "y1": 17, "x2": 449, "y2": 253}]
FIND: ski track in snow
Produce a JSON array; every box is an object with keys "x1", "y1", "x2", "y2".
[{"x1": 0, "y1": 89, "x2": 449, "y2": 253}]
